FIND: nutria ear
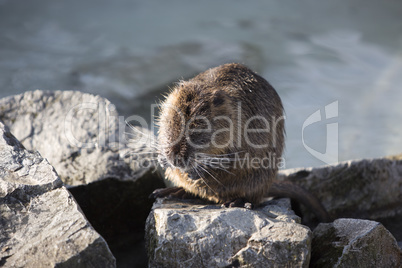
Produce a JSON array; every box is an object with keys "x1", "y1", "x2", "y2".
[{"x1": 213, "y1": 91, "x2": 225, "y2": 107}]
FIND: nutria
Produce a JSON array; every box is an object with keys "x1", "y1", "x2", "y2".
[{"x1": 150, "y1": 63, "x2": 329, "y2": 222}]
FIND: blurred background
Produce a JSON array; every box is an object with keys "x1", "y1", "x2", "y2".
[{"x1": 1, "y1": 0, "x2": 401, "y2": 168}]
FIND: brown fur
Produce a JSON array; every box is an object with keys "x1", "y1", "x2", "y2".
[{"x1": 157, "y1": 63, "x2": 285, "y2": 205}]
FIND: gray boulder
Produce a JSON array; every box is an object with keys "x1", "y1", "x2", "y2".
[
  {"x1": 0, "y1": 122, "x2": 116, "y2": 267},
  {"x1": 311, "y1": 218, "x2": 402, "y2": 267},
  {"x1": 278, "y1": 156, "x2": 402, "y2": 241},
  {"x1": 0, "y1": 89, "x2": 158, "y2": 186},
  {"x1": 0, "y1": 90, "x2": 164, "y2": 266},
  {"x1": 146, "y1": 198, "x2": 312, "y2": 268}
]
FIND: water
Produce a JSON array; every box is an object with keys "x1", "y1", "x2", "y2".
[{"x1": 1, "y1": 0, "x2": 401, "y2": 168}]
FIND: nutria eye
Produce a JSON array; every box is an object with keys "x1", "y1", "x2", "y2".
[
  {"x1": 189, "y1": 133, "x2": 209, "y2": 146},
  {"x1": 186, "y1": 94, "x2": 193, "y2": 102}
]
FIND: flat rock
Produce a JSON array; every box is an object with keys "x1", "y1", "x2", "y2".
[
  {"x1": 0, "y1": 122, "x2": 115, "y2": 267},
  {"x1": 146, "y1": 198, "x2": 311, "y2": 268},
  {"x1": 311, "y1": 218, "x2": 402, "y2": 267}
]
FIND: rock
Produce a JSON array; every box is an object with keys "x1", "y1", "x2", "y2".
[
  {"x1": 68, "y1": 168, "x2": 164, "y2": 263},
  {"x1": 0, "y1": 89, "x2": 157, "y2": 186},
  {"x1": 0, "y1": 90, "x2": 165, "y2": 267},
  {"x1": 278, "y1": 156, "x2": 402, "y2": 241},
  {"x1": 0, "y1": 122, "x2": 116, "y2": 267},
  {"x1": 311, "y1": 218, "x2": 402, "y2": 267},
  {"x1": 146, "y1": 198, "x2": 312, "y2": 268}
]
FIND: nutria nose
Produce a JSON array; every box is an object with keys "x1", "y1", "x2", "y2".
[{"x1": 168, "y1": 142, "x2": 189, "y2": 169}]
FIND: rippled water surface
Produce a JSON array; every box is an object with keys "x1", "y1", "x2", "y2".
[{"x1": 1, "y1": 0, "x2": 401, "y2": 168}]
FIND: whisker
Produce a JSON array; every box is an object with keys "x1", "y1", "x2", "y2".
[
  {"x1": 195, "y1": 160, "x2": 225, "y2": 188},
  {"x1": 124, "y1": 131, "x2": 148, "y2": 137},
  {"x1": 193, "y1": 156, "x2": 236, "y2": 176},
  {"x1": 197, "y1": 155, "x2": 246, "y2": 162},
  {"x1": 197, "y1": 151, "x2": 245, "y2": 158},
  {"x1": 211, "y1": 165, "x2": 235, "y2": 175},
  {"x1": 124, "y1": 129, "x2": 152, "y2": 140},
  {"x1": 196, "y1": 154, "x2": 246, "y2": 163},
  {"x1": 125, "y1": 121, "x2": 158, "y2": 142},
  {"x1": 191, "y1": 162, "x2": 218, "y2": 195},
  {"x1": 124, "y1": 133, "x2": 156, "y2": 145}
]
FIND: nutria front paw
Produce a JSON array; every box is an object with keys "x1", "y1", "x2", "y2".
[{"x1": 149, "y1": 187, "x2": 195, "y2": 199}]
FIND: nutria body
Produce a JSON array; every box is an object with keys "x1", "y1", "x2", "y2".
[{"x1": 152, "y1": 63, "x2": 329, "y2": 221}]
